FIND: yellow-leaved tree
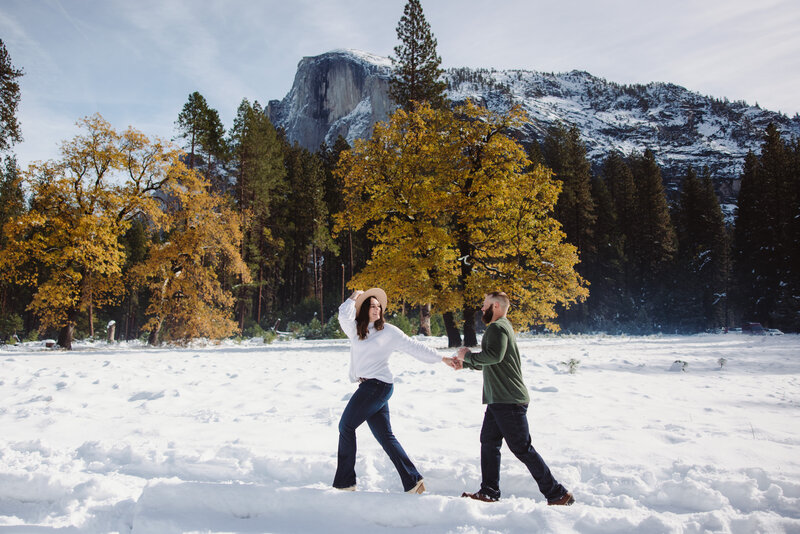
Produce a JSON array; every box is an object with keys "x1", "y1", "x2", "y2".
[
  {"x1": 0, "y1": 114, "x2": 248, "y2": 348},
  {"x1": 334, "y1": 102, "x2": 588, "y2": 346},
  {"x1": 131, "y1": 166, "x2": 250, "y2": 345},
  {"x1": 0, "y1": 115, "x2": 175, "y2": 348}
]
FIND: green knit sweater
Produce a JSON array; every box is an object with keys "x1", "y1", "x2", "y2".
[{"x1": 463, "y1": 317, "x2": 530, "y2": 405}]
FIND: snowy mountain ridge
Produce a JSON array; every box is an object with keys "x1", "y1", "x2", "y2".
[{"x1": 268, "y1": 50, "x2": 800, "y2": 201}]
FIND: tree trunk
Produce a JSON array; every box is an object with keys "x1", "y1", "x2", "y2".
[
  {"x1": 417, "y1": 303, "x2": 432, "y2": 336},
  {"x1": 238, "y1": 290, "x2": 246, "y2": 333},
  {"x1": 148, "y1": 328, "x2": 160, "y2": 346},
  {"x1": 148, "y1": 317, "x2": 163, "y2": 346},
  {"x1": 463, "y1": 305, "x2": 478, "y2": 347},
  {"x1": 88, "y1": 302, "x2": 94, "y2": 339},
  {"x1": 315, "y1": 247, "x2": 324, "y2": 323},
  {"x1": 107, "y1": 321, "x2": 116, "y2": 343},
  {"x1": 443, "y1": 311, "x2": 461, "y2": 348},
  {"x1": 257, "y1": 264, "x2": 263, "y2": 325},
  {"x1": 57, "y1": 323, "x2": 74, "y2": 350},
  {"x1": 348, "y1": 229, "x2": 354, "y2": 278}
]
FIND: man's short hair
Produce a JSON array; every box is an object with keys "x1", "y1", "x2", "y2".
[{"x1": 486, "y1": 291, "x2": 510, "y2": 311}]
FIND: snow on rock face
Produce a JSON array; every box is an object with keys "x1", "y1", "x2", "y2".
[
  {"x1": 269, "y1": 50, "x2": 800, "y2": 203},
  {"x1": 267, "y1": 49, "x2": 393, "y2": 150},
  {"x1": 1, "y1": 334, "x2": 799, "y2": 532}
]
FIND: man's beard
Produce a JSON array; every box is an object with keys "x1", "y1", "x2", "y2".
[{"x1": 482, "y1": 307, "x2": 494, "y2": 324}]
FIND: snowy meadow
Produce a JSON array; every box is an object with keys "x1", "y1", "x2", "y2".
[{"x1": 1, "y1": 333, "x2": 798, "y2": 533}]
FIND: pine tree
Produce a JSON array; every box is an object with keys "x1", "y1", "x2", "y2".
[
  {"x1": 198, "y1": 106, "x2": 227, "y2": 192},
  {"x1": 786, "y1": 138, "x2": 800, "y2": 331},
  {"x1": 389, "y1": 0, "x2": 447, "y2": 111},
  {"x1": 0, "y1": 156, "x2": 23, "y2": 247},
  {"x1": 733, "y1": 151, "x2": 764, "y2": 322},
  {"x1": 759, "y1": 124, "x2": 796, "y2": 329},
  {"x1": 543, "y1": 123, "x2": 596, "y2": 255},
  {"x1": 175, "y1": 92, "x2": 227, "y2": 191},
  {"x1": 542, "y1": 123, "x2": 596, "y2": 327},
  {"x1": 674, "y1": 167, "x2": 730, "y2": 331},
  {"x1": 175, "y1": 92, "x2": 208, "y2": 170},
  {"x1": 276, "y1": 143, "x2": 337, "y2": 321},
  {"x1": 585, "y1": 175, "x2": 626, "y2": 329},
  {"x1": 0, "y1": 155, "x2": 27, "y2": 332},
  {"x1": 0, "y1": 39, "x2": 23, "y2": 151},
  {"x1": 699, "y1": 168, "x2": 731, "y2": 330},
  {"x1": 735, "y1": 124, "x2": 800, "y2": 330},
  {"x1": 600, "y1": 152, "x2": 637, "y2": 321},
  {"x1": 229, "y1": 99, "x2": 286, "y2": 329},
  {"x1": 628, "y1": 149, "x2": 677, "y2": 328}
]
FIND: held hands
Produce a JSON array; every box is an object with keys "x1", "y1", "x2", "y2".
[
  {"x1": 443, "y1": 346, "x2": 471, "y2": 370},
  {"x1": 442, "y1": 356, "x2": 462, "y2": 370}
]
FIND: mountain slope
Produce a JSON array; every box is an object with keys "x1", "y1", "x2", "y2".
[{"x1": 268, "y1": 50, "x2": 800, "y2": 201}]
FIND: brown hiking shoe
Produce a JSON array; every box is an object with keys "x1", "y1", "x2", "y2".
[
  {"x1": 547, "y1": 492, "x2": 575, "y2": 506},
  {"x1": 461, "y1": 491, "x2": 499, "y2": 503}
]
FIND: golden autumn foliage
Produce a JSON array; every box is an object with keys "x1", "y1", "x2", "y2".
[
  {"x1": 334, "y1": 102, "x2": 588, "y2": 331},
  {"x1": 131, "y1": 167, "x2": 250, "y2": 344},
  {"x1": 0, "y1": 114, "x2": 247, "y2": 347},
  {"x1": 0, "y1": 115, "x2": 169, "y2": 343}
]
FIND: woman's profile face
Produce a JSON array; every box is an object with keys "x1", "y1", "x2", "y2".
[{"x1": 367, "y1": 297, "x2": 382, "y2": 323}]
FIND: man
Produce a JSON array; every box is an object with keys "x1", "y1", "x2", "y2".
[{"x1": 455, "y1": 291, "x2": 574, "y2": 506}]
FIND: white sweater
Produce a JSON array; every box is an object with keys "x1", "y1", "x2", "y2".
[{"x1": 338, "y1": 298, "x2": 441, "y2": 383}]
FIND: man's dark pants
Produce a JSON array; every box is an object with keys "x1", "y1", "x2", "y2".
[{"x1": 479, "y1": 402, "x2": 567, "y2": 501}]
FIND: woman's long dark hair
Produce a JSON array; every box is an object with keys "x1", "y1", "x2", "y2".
[{"x1": 356, "y1": 296, "x2": 384, "y2": 340}]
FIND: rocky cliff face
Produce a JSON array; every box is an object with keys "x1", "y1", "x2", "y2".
[
  {"x1": 267, "y1": 49, "x2": 394, "y2": 150},
  {"x1": 268, "y1": 50, "x2": 800, "y2": 203}
]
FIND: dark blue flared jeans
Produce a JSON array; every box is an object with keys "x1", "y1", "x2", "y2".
[
  {"x1": 333, "y1": 378, "x2": 423, "y2": 492},
  {"x1": 479, "y1": 403, "x2": 566, "y2": 501}
]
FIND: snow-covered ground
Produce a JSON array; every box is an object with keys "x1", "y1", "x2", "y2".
[{"x1": 1, "y1": 333, "x2": 798, "y2": 533}]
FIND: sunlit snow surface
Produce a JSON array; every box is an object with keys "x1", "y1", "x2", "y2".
[{"x1": 1, "y1": 333, "x2": 798, "y2": 533}]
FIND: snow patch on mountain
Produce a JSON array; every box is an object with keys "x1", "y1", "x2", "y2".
[{"x1": 268, "y1": 50, "x2": 800, "y2": 202}]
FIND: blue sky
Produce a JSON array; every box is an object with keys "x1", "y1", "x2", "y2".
[{"x1": 2, "y1": 0, "x2": 799, "y2": 168}]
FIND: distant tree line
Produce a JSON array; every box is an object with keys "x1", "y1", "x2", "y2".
[{"x1": 539, "y1": 121, "x2": 799, "y2": 334}]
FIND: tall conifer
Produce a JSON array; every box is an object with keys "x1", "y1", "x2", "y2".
[
  {"x1": 389, "y1": 0, "x2": 447, "y2": 111},
  {"x1": 276, "y1": 144, "x2": 337, "y2": 320},
  {"x1": 0, "y1": 39, "x2": 23, "y2": 151},
  {"x1": 543, "y1": 123, "x2": 596, "y2": 257},
  {"x1": 175, "y1": 92, "x2": 227, "y2": 191},
  {"x1": 629, "y1": 150, "x2": 677, "y2": 326},
  {"x1": 175, "y1": 92, "x2": 209, "y2": 170},
  {"x1": 733, "y1": 152, "x2": 763, "y2": 321},
  {"x1": 0, "y1": 155, "x2": 26, "y2": 328},
  {"x1": 586, "y1": 175, "x2": 626, "y2": 329},
  {"x1": 229, "y1": 99, "x2": 286, "y2": 329},
  {"x1": 542, "y1": 123, "x2": 596, "y2": 327},
  {"x1": 601, "y1": 152, "x2": 637, "y2": 318},
  {"x1": 674, "y1": 167, "x2": 729, "y2": 330},
  {"x1": 735, "y1": 124, "x2": 800, "y2": 330}
]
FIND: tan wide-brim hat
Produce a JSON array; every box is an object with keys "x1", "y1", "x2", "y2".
[{"x1": 355, "y1": 288, "x2": 388, "y2": 314}]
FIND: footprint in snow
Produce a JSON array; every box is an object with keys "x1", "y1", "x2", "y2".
[{"x1": 128, "y1": 390, "x2": 166, "y2": 402}]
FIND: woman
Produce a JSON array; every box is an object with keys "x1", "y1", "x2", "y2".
[{"x1": 333, "y1": 288, "x2": 454, "y2": 494}]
